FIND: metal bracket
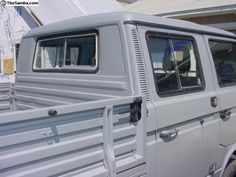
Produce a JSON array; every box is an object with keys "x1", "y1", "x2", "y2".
[
  {"x1": 48, "y1": 109, "x2": 57, "y2": 116},
  {"x1": 220, "y1": 109, "x2": 231, "y2": 121},
  {"x1": 130, "y1": 97, "x2": 142, "y2": 122},
  {"x1": 103, "y1": 106, "x2": 116, "y2": 177},
  {"x1": 209, "y1": 163, "x2": 217, "y2": 176},
  {"x1": 42, "y1": 131, "x2": 54, "y2": 145}
]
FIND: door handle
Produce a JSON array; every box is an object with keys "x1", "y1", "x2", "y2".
[
  {"x1": 220, "y1": 109, "x2": 231, "y2": 121},
  {"x1": 160, "y1": 128, "x2": 179, "y2": 138}
]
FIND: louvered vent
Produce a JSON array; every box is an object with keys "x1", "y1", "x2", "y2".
[{"x1": 131, "y1": 28, "x2": 150, "y2": 101}]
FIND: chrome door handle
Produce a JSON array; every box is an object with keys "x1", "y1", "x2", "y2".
[{"x1": 160, "y1": 128, "x2": 179, "y2": 138}]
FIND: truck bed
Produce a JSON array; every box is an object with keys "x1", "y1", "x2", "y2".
[
  {"x1": 0, "y1": 95, "x2": 146, "y2": 177},
  {"x1": 13, "y1": 73, "x2": 131, "y2": 111},
  {"x1": 0, "y1": 83, "x2": 11, "y2": 113}
]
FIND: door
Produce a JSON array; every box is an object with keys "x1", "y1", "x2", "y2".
[
  {"x1": 206, "y1": 36, "x2": 236, "y2": 147},
  {"x1": 138, "y1": 26, "x2": 220, "y2": 177}
]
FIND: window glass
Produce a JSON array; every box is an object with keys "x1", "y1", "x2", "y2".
[
  {"x1": 147, "y1": 35, "x2": 203, "y2": 95},
  {"x1": 34, "y1": 34, "x2": 97, "y2": 71},
  {"x1": 35, "y1": 39, "x2": 64, "y2": 69},
  {"x1": 209, "y1": 40, "x2": 236, "y2": 87}
]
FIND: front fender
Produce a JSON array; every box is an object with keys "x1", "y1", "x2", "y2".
[{"x1": 219, "y1": 144, "x2": 236, "y2": 177}]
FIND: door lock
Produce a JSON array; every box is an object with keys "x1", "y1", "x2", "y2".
[{"x1": 210, "y1": 96, "x2": 218, "y2": 107}]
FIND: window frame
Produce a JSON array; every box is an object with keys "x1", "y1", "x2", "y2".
[
  {"x1": 33, "y1": 32, "x2": 98, "y2": 73},
  {"x1": 146, "y1": 32, "x2": 205, "y2": 97},
  {"x1": 208, "y1": 39, "x2": 236, "y2": 88}
]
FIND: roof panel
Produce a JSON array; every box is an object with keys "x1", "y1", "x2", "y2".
[{"x1": 24, "y1": 12, "x2": 236, "y2": 38}]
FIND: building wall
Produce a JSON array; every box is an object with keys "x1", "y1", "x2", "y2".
[
  {"x1": 182, "y1": 13, "x2": 236, "y2": 34},
  {"x1": 0, "y1": 7, "x2": 38, "y2": 83},
  {"x1": 124, "y1": 0, "x2": 236, "y2": 33},
  {"x1": 183, "y1": 14, "x2": 236, "y2": 25}
]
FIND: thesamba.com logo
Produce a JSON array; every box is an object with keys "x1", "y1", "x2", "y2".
[
  {"x1": 0, "y1": 0, "x2": 6, "y2": 6},
  {"x1": 0, "y1": 0, "x2": 39, "y2": 6}
]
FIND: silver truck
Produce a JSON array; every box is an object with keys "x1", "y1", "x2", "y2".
[{"x1": 0, "y1": 12, "x2": 236, "y2": 177}]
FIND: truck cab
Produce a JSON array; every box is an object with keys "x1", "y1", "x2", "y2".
[{"x1": 1, "y1": 12, "x2": 236, "y2": 177}]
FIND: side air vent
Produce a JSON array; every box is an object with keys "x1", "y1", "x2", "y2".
[{"x1": 131, "y1": 28, "x2": 150, "y2": 101}]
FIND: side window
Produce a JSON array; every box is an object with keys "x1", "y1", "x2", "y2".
[
  {"x1": 209, "y1": 40, "x2": 236, "y2": 87},
  {"x1": 146, "y1": 34, "x2": 203, "y2": 96},
  {"x1": 34, "y1": 33, "x2": 97, "y2": 72}
]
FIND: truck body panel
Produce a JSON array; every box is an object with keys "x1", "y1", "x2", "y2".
[
  {"x1": 0, "y1": 83, "x2": 11, "y2": 113},
  {"x1": 0, "y1": 96, "x2": 146, "y2": 177},
  {"x1": 1, "y1": 12, "x2": 236, "y2": 177}
]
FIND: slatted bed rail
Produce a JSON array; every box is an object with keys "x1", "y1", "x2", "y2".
[
  {"x1": 0, "y1": 95, "x2": 147, "y2": 177},
  {"x1": 0, "y1": 82, "x2": 12, "y2": 113}
]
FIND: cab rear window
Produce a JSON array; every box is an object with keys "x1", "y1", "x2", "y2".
[{"x1": 34, "y1": 33, "x2": 97, "y2": 72}]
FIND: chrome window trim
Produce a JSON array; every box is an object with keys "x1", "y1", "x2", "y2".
[{"x1": 33, "y1": 33, "x2": 98, "y2": 72}]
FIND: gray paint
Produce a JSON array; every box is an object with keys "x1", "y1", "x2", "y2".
[
  {"x1": 0, "y1": 83, "x2": 11, "y2": 113},
  {"x1": 23, "y1": 12, "x2": 235, "y2": 39},
  {"x1": 15, "y1": 25, "x2": 130, "y2": 109},
  {"x1": 1, "y1": 12, "x2": 236, "y2": 177},
  {"x1": 137, "y1": 26, "x2": 220, "y2": 177},
  {"x1": 0, "y1": 96, "x2": 146, "y2": 176}
]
